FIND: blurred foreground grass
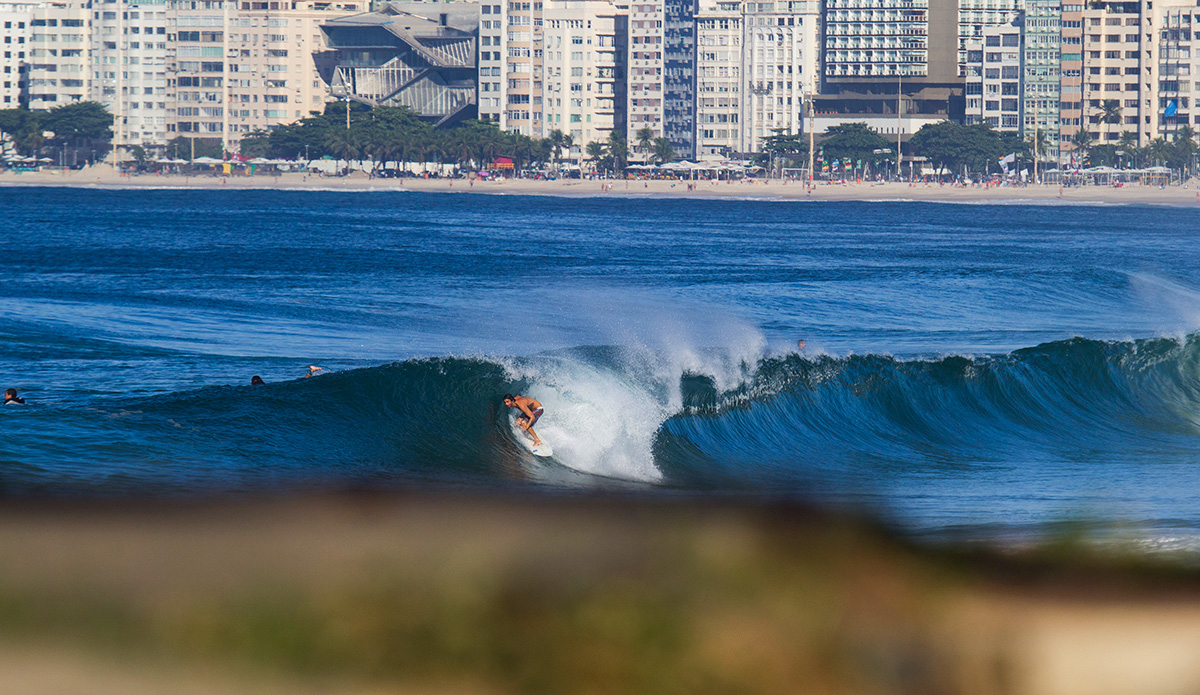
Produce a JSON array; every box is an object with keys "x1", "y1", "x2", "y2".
[{"x1": 2, "y1": 494, "x2": 1200, "y2": 695}]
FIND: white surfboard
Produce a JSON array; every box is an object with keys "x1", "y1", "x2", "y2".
[{"x1": 511, "y1": 417, "x2": 554, "y2": 457}]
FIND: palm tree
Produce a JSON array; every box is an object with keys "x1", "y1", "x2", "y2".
[
  {"x1": 636, "y1": 126, "x2": 654, "y2": 163},
  {"x1": 324, "y1": 129, "x2": 360, "y2": 169},
  {"x1": 561, "y1": 133, "x2": 574, "y2": 171},
  {"x1": 606, "y1": 130, "x2": 629, "y2": 172},
  {"x1": 1069, "y1": 129, "x2": 1092, "y2": 166},
  {"x1": 547, "y1": 128, "x2": 566, "y2": 174},
  {"x1": 1100, "y1": 99, "x2": 1122, "y2": 125},
  {"x1": 585, "y1": 140, "x2": 606, "y2": 173},
  {"x1": 1148, "y1": 136, "x2": 1171, "y2": 167},
  {"x1": 651, "y1": 137, "x2": 674, "y2": 165},
  {"x1": 1173, "y1": 124, "x2": 1197, "y2": 177}
]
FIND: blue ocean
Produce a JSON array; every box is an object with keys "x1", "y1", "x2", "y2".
[{"x1": 4, "y1": 186, "x2": 1200, "y2": 545}]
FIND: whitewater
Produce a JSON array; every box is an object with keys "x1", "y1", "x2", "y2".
[{"x1": 3, "y1": 187, "x2": 1200, "y2": 545}]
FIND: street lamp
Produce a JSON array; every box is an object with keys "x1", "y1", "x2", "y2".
[{"x1": 873, "y1": 148, "x2": 891, "y2": 181}]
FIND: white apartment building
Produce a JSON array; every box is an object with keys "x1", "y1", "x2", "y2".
[
  {"x1": 543, "y1": 0, "x2": 625, "y2": 153},
  {"x1": 91, "y1": 0, "x2": 169, "y2": 151},
  {"x1": 694, "y1": 0, "x2": 740, "y2": 160},
  {"x1": 1146, "y1": 0, "x2": 1198, "y2": 142},
  {"x1": 1081, "y1": 0, "x2": 1141, "y2": 144},
  {"x1": 1, "y1": 1, "x2": 37, "y2": 107},
  {"x1": 167, "y1": 0, "x2": 364, "y2": 153},
  {"x1": 957, "y1": 0, "x2": 1021, "y2": 78},
  {"x1": 26, "y1": 0, "x2": 89, "y2": 109},
  {"x1": 823, "y1": 0, "x2": 928, "y2": 80},
  {"x1": 740, "y1": 0, "x2": 818, "y2": 154},
  {"x1": 626, "y1": 0, "x2": 662, "y2": 156},
  {"x1": 477, "y1": 1, "x2": 504, "y2": 122},
  {"x1": 491, "y1": 0, "x2": 545, "y2": 137},
  {"x1": 965, "y1": 18, "x2": 1021, "y2": 130}
]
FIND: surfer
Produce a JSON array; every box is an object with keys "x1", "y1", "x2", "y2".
[
  {"x1": 250, "y1": 375, "x2": 265, "y2": 386},
  {"x1": 4, "y1": 388, "x2": 25, "y2": 405},
  {"x1": 304, "y1": 366, "x2": 323, "y2": 378},
  {"x1": 503, "y1": 393, "x2": 544, "y2": 447}
]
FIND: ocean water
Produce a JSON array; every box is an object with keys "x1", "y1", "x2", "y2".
[{"x1": 4, "y1": 186, "x2": 1200, "y2": 545}]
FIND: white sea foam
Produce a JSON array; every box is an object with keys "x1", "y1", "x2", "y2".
[{"x1": 498, "y1": 290, "x2": 765, "y2": 482}]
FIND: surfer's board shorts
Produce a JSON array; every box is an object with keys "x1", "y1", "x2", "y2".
[{"x1": 528, "y1": 408, "x2": 544, "y2": 427}]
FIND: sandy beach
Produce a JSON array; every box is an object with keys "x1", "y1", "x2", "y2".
[{"x1": 4, "y1": 165, "x2": 1200, "y2": 206}]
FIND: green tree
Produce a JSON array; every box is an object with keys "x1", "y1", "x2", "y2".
[
  {"x1": 1116, "y1": 131, "x2": 1139, "y2": 168},
  {"x1": 1087, "y1": 143, "x2": 1120, "y2": 167},
  {"x1": 636, "y1": 126, "x2": 654, "y2": 162},
  {"x1": 606, "y1": 130, "x2": 628, "y2": 172},
  {"x1": 0, "y1": 108, "x2": 45, "y2": 157},
  {"x1": 1173, "y1": 124, "x2": 1198, "y2": 175},
  {"x1": 651, "y1": 137, "x2": 675, "y2": 165},
  {"x1": 41, "y1": 102, "x2": 113, "y2": 146},
  {"x1": 547, "y1": 128, "x2": 567, "y2": 173},
  {"x1": 1069, "y1": 129, "x2": 1092, "y2": 166},
  {"x1": 755, "y1": 130, "x2": 809, "y2": 173},
  {"x1": 1099, "y1": 99, "x2": 1122, "y2": 127},
  {"x1": 909, "y1": 121, "x2": 1017, "y2": 176},
  {"x1": 818, "y1": 122, "x2": 890, "y2": 172},
  {"x1": 166, "y1": 136, "x2": 222, "y2": 161},
  {"x1": 585, "y1": 140, "x2": 607, "y2": 173}
]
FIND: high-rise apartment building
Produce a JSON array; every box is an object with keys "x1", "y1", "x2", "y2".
[
  {"x1": 1146, "y1": 0, "x2": 1197, "y2": 141},
  {"x1": 1058, "y1": 0, "x2": 1082, "y2": 161},
  {"x1": 823, "y1": 0, "x2": 930, "y2": 80},
  {"x1": 957, "y1": 0, "x2": 1021, "y2": 78},
  {"x1": 1080, "y1": 0, "x2": 1140, "y2": 144},
  {"x1": 739, "y1": 0, "x2": 819, "y2": 154},
  {"x1": 543, "y1": 0, "x2": 626, "y2": 149},
  {"x1": 476, "y1": 1, "x2": 504, "y2": 122},
  {"x1": 167, "y1": 0, "x2": 364, "y2": 153},
  {"x1": 26, "y1": 0, "x2": 89, "y2": 109},
  {"x1": 626, "y1": 0, "x2": 662, "y2": 154},
  {"x1": 661, "y1": 0, "x2": 694, "y2": 158},
  {"x1": 1024, "y1": 0, "x2": 1061, "y2": 160},
  {"x1": 0, "y1": 1, "x2": 36, "y2": 107},
  {"x1": 965, "y1": 17, "x2": 1021, "y2": 130},
  {"x1": 492, "y1": 0, "x2": 544, "y2": 137},
  {"x1": 817, "y1": 0, "x2": 962, "y2": 137},
  {"x1": 694, "y1": 0, "x2": 740, "y2": 160},
  {"x1": 91, "y1": 0, "x2": 169, "y2": 151}
]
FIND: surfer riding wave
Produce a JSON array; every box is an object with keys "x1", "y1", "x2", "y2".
[{"x1": 504, "y1": 393, "x2": 544, "y2": 447}]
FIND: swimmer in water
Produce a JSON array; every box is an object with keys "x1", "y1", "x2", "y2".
[{"x1": 4, "y1": 388, "x2": 25, "y2": 405}]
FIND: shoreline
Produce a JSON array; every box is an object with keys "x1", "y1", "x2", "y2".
[{"x1": 5, "y1": 167, "x2": 1200, "y2": 206}]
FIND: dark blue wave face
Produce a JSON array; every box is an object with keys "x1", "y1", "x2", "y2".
[{"x1": 4, "y1": 187, "x2": 1200, "y2": 544}]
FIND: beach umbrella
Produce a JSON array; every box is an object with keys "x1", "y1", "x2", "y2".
[{"x1": 192, "y1": 156, "x2": 222, "y2": 164}]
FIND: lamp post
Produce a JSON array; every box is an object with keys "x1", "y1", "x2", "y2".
[
  {"x1": 873, "y1": 148, "x2": 891, "y2": 182},
  {"x1": 806, "y1": 93, "x2": 815, "y2": 188},
  {"x1": 896, "y1": 67, "x2": 902, "y2": 180}
]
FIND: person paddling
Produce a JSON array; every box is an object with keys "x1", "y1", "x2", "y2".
[
  {"x1": 4, "y1": 388, "x2": 25, "y2": 405},
  {"x1": 503, "y1": 393, "x2": 544, "y2": 447}
]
